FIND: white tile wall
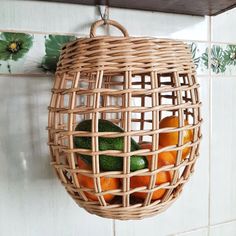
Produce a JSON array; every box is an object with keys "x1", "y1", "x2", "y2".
[
  {"x1": 0, "y1": 76, "x2": 113, "y2": 236},
  {"x1": 110, "y1": 8, "x2": 208, "y2": 40},
  {"x1": 212, "y1": 7, "x2": 236, "y2": 43},
  {"x1": 0, "y1": 1, "x2": 236, "y2": 236}
]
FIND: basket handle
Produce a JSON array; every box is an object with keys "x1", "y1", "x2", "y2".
[{"x1": 90, "y1": 19, "x2": 129, "y2": 38}]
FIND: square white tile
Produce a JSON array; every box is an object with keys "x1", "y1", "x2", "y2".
[
  {"x1": 175, "y1": 228, "x2": 208, "y2": 236},
  {"x1": 111, "y1": 8, "x2": 208, "y2": 40},
  {"x1": 211, "y1": 78, "x2": 236, "y2": 224},
  {"x1": 210, "y1": 221, "x2": 236, "y2": 236},
  {"x1": 0, "y1": 1, "x2": 97, "y2": 35},
  {"x1": 212, "y1": 7, "x2": 236, "y2": 43},
  {"x1": 115, "y1": 77, "x2": 210, "y2": 236}
]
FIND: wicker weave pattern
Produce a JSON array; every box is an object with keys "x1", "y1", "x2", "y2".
[{"x1": 48, "y1": 20, "x2": 202, "y2": 220}]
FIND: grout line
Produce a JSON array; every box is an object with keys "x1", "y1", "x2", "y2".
[
  {"x1": 207, "y1": 15, "x2": 212, "y2": 236},
  {"x1": 0, "y1": 73, "x2": 53, "y2": 78},
  {"x1": 210, "y1": 40, "x2": 236, "y2": 45},
  {"x1": 183, "y1": 39, "x2": 236, "y2": 45},
  {"x1": 203, "y1": 75, "x2": 236, "y2": 78},
  {"x1": 197, "y1": 75, "x2": 236, "y2": 78},
  {"x1": 169, "y1": 218, "x2": 236, "y2": 236},
  {"x1": 113, "y1": 219, "x2": 116, "y2": 236},
  {"x1": 0, "y1": 28, "x2": 89, "y2": 37},
  {"x1": 181, "y1": 38, "x2": 236, "y2": 45},
  {"x1": 0, "y1": 28, "x2": 236, "y2": 46},
  {"x1": 167, "y1": 226, "x2": 208, "y2": 236},
  {"x1": 210, "y1": 219, "x2": 236, "y2": 227},
  {"x1": 1, "y1": 74, "x2": 236, "y2": 78}
]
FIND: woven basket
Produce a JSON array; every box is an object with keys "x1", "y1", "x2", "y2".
[{"x1": 48, "y1": 19, "x2": 202, "y2": 220}]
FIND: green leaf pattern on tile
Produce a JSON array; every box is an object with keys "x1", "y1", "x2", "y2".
[
  {"x1": 223, "y1": 45, "x2": 236, "y2": 66},
  {"x1": 211, "y1": 45, "x2": 226, "y2": 73},
  {"x1": 201, "y1": 49, "x2": 209, "y2": 69},
  {"x1": 41, "y1": 35, "x2": 76, "y2": 73},
  {"x1": 189, "y1": 42, "x2": 200, "y2": 69},
  {"x1": 0, "y1": 32, "x2": 33, "y2": 73},
  {"x1": 0, "y1": 32, "x2": 33, "y2": 61},
  {"x1": 201, "y1": 45, "x2": 227, "y2": 74}
]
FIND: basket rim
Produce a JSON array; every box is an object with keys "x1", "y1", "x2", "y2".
[{"x1": 63, "y1": 36, "x2": 188, "y2": 49}]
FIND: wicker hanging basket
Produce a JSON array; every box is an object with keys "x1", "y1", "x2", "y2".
[{"x1": 48, "y1": 19, "x2": 202, "y2": 220}]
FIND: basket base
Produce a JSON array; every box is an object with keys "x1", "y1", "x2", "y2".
[{"x1": 72, "y1": 194, "x2": 180, "y2": 220}]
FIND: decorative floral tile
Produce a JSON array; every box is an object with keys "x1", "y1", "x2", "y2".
[
  {"x1": 3, "y1": 31, "x2": 232, "y2": 76},
  {"x1": 41, "y1": 34, "x2": 76, "y2": 73},
  {"x1": 187, "y1": 42, "x2": 209, "y2": 75},
  {"x1": 0, "y1": 32, "x2": 76, "y2": 75},
  {"x1": 201, "y1": 44, "x2": 236, "y2": 76},
  {"x1": 0, "y1": 32, "x2": 34, "y2": 74}
]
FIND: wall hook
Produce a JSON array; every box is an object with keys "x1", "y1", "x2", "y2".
[{"x1": 98, "y1": 5, "x2": 109, "y2": 25}]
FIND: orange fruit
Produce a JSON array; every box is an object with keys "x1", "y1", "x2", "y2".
[
  {"x1": 77, "y1": 157, "x2": 119, "y2": 202},
  {"x1": 130, "y1": 142, "x2": 174, "y2": 200},
  {"x1": 159, "y1": 116, "x2": 193, "y2": 160},
  {"x1": 139, "y1": 142, "x2": 176, "y2": 166}
]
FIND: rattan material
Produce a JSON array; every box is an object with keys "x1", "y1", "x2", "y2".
[{"x1": 48, "y1": 19, "x2": 202, "y2": 220}]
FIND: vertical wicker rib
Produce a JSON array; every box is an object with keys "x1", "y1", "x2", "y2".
[{"x1": 48, "y1": 19, "x2": 202, "y2": 220}]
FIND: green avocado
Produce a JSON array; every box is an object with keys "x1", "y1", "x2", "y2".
[{"x1": 73, "y1": 119, "x2": 147, "y2": 171}]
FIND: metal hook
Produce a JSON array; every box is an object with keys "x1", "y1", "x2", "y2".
[{"x1": 98, "y1": 5, "x2": 109, "y2": 25}]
